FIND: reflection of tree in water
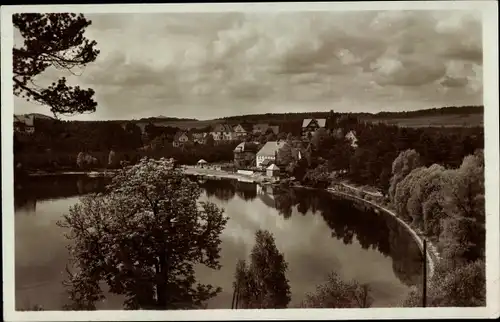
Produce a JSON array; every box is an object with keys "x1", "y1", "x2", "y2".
[
  {"x1": 386, "y1": 217, "x2": 424, "y2": 287},
  {"x1": 14, "y1": 193, "x2": 37, "y2": 213},
  {"x1": 271, "y1": 186, "x2": 423, "y2": 288},
  {"x1": 274, "y1": 188, "x2": 296, "y2": 219},
  {"x1": 234, "y1": 182, "x2": 257, "y2": 201},
  {"x1": 201, "y1": 179, "x2": 236, "y2": 202},
  {"x1": 14, "y1": 175, "x2": 108, "y2": 212},
  {"x1": 76, "y1": 178, "x2": 101, "y2": 195},
  {"x1": 200, "y1": 178, "x2": 258, "y2": 202}
]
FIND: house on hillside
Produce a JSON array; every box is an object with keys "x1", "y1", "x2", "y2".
[
  {"x1": 253, "y1": 123, "x2": 268, "y2": 134},
  {"x1": 233, "y1": 123, "x2": 253, "y2": 138},
  {"x1": 192, "y1": 132, "x2": 208, "y2": 145},
  {"x1": 302, "y1": 118, "x2": 326, "y2": 139},
  {"x1": 14, "y1": 114, "x2": 35, "y2": 134},
  {"x1": 233, "y1": 142, "x2": 258, "y2": 168},
  {"x1": 268, "y1": 125, "x2": 280, "y2": 135},
  {"x1": 252, "y1": 123, "x2": 280, "y2": 136},
  {"x1": 345, "y1": 130, "x2": 358, "y2": 148},
  {"x1": 211, "y1": 124, "x2": 236, "y2": 142},
  {"x1": 173, "y1": 132, "x2": 191, "y2": 147},
  {"x1": 256, "y1": 141, "x2": 287, "y2": 168}
]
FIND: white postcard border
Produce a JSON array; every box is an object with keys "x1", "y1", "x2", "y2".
[{"x1": 2, "y1": 1, "x2": 499, "y2": 321}]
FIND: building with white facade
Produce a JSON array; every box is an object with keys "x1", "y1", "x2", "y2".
[{"x1": 255, "y1": 141, "x2": 287, "y2": 168}]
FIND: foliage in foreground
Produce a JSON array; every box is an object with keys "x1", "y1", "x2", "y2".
[
  {"x1": 300, "y1": 272, "x2": 373, "y2": 308},
  {"x1": 402, "y1": 260, "x2": 486, "y2": 307},
  {"x1": 233, "y1": 230, "x2": 291, "y2": 309},
  {"x1": 13, "y1": 13, "x2": 100, "y2": 116},
  {"x1": 391, "y1": 149, "x2": 486, "y2": 307},
  {"x1": 57, "y1": 158, "x2": 228, "y2": 309}
]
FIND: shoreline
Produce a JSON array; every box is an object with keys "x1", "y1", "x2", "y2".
[{"x1": 183, "y1": 166, "x2": 274, "y2": 184}]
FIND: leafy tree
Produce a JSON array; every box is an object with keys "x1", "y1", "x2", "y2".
[
  {"x1": 205, "y1": 133, "x2": 215, "y2": 147},
  {"x1": 441, "y1": 150, "x2": 484, "y2": 223},
  {"x1": 57, "y1": 158, "x2": 228, "y2": 309},
  {"x1": 232, "y1": 259, "x2": 248, "y2": 309},
  {"x1": 150, "y1": 134, "x2": 166, "y2": 151},
  {"x1": 311, "y1": 128, "x2": 328, "y2": 149},
  {"x1": 286, "y1": 133, "x2": 293, "y2": 142},
  {"x1": 300, "y1": 272, "x2": 373, "y2": 308},
  {"x1": 389, "y1": 149, "x2": 422, "y2": 202},
  {"x1": 266, "y1": 132, "x2": 277, "y2": 142},
  {"x1": 277, "y1": 142, "x2": 295, "y2": 166},
  {"x1": 13, "y1": 13, "x2": 100, "y2": 117},
  {"x1": 302, "y1": 164, "x2": 331, "y2": 188},
  {"x1": 124, "y1": 122, "x2": 143, "y2": 148},
  {"x1": 403, "y1": 260, "x2": 485, "y2": 307},
  {"x1": 439, "y1": 150, "x2": 485, "y2": 267},
  {"x1": 277, "y1": 132, "x2": 287, "y2": 140},
  {"x1": 291, "y1": 157, "x2": 309, "y2": 181},
  {"x1": 233, "y1": 230, "x2": 291, "y2": 309},
  {"x1": 404, "y1": 164, "x2": 446, "y2": 229}
]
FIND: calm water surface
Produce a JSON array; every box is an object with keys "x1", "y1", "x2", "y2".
[{"x1": 14, "y1": 175, "x2": 423, "y2": 310}]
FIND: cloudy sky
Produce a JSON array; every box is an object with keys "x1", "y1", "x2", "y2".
[{"x1": 13, "y1": 10, "x2": 483, "y2": 120}]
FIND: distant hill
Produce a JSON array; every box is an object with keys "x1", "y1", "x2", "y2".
[
  {"x1": 216, "y1": 105, "x2": 483, "y2": 122},
  {"x1": 26, "y1": 105, "x2": 483, "y2": 130},
  {"x1": 15, "y1": 113, "x2": 55, "y2": 120},
  {"x1": 137, "y1": 116, "x2": 198, "y2": 122}
]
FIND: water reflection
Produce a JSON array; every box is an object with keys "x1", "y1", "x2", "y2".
[
  {"x1": 271, "y1": 186, "x2": 423, "y2": 288},
  {"x1": 14, "y1": 175, "x2": 423, "y2": 309},
  {"x1": 15, "y1": 175, "x2": 108, "y2": 212}
]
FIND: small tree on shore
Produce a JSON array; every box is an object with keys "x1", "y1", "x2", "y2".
[
  {"x1": 300, "y1": 272, "x2": 373, "y2": 308},
  {"x1": 57, "y1": 158, "x2": 228, "y2": 310},
  {"x1": 233, "y1": 230, "x2": 291, "y2": 309}
]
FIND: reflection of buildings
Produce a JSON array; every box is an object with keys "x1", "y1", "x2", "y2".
[
  {"x1": 257, "y1": 184, "x2": 276, "y2": 197},
  {"x1": 257, "y1": 184, "x2": 277, "y2": 209}
]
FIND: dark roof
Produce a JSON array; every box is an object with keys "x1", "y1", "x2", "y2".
[
  {"x1": 302, "y1": 118, "x2": 327, "y2": 128},
  {"x1": 234, "y1": 142, "x2": 259, "y2": 152},
  {"x1": 213, "y1": 123, "x2": 234, "y2": 132},
  {"x1": 260, "y1": 159, "x2": 273, "y2": 167}
]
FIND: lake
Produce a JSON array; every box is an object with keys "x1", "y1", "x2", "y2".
[{"x1": 14, "y1": 174, "x2": 424, "y2": 310}]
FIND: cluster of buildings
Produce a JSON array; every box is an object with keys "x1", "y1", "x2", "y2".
[
  {"x1": 231, "y1": 117, "x2": 359, "y2": 172},
  {"x1": 13, "y1": 114, "x2": 36, "y2": 134},
  {"x1": 171, "y1": 117, "x2": 339, "y2": 148},
  {"x1": 171, "y1": 122, "x2": 280, "y2": 147}
]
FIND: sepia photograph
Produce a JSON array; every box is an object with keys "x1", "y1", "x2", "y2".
[{"x1": 2, "y1": 1, "x2": 499, "y2": 321}]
